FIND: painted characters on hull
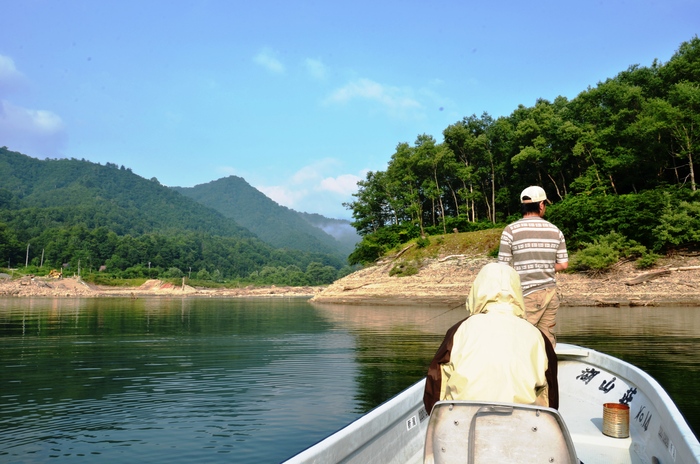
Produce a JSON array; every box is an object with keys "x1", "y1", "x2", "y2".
[{"x1": 573, "y1": 365, "x2": 677, "y2": 461}]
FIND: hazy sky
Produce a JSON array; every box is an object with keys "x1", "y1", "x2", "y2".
[{"x1": 1, "y1": 1, "x2": 698, "y2": 219}]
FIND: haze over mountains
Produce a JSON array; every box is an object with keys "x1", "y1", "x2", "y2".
[{"x1": 173, "y1": 176, "x2": 358, "y2": 258}]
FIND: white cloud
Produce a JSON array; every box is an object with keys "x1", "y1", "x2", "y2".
[
  {"x1": 319, "y1": 173, "x2": 361, "y2": 195},
  {"x1": 0, "y1": 100, "x2": 66, "y2": 156},
  {"x1": 324, "y1": 78, "x2": 422, "y2": 117},
  {"x1": 0, "y1": 101, "x2": 64, "y2": 134},
  {"x1": 257, "y1": 184, "x2": 308, "y2": 208},
  {"x1": 0, "y1": 55, "x2": 22, "y2": 80},
  {"x1": 253, "y1": 48, "x2": 285, "y2": 74},
  {"x1": 254, "y1": 160, "x2": 363, "y2": 219},
  {"x1": 0, "y1": 54, "x2": 25, "y2": 97},
  {"x1": 304, "y1": 58, "x2": 327, "y2": 80},
  {"x1": 0, "y1": 54, "x2": 65, "y2": 157},
  {"x1": 291, "y1": 158, "x2": 338, "y2": 184}
]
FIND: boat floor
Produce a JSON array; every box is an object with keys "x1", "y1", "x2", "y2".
[
  {"x1": 560, "y1": 393, "x2": 641, "y2": 463},
  {"x1": 558, "y1": 361, "x2": 642, "y2": 464}
]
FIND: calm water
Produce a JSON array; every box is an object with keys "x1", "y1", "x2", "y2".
[{"x1": 0, "y1": 298, "x2": 698, "y2": 463}]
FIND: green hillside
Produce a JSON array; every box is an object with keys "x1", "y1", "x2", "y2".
[
  {"x1": 0, "y1": 149, "x2": 251, "y2": 238},
  {"x1": 174, "y1": 176, "x2": 357, "y2": 260},
  {"x1": 0, "y1": 148, "x2": 348, "y2": 285}
]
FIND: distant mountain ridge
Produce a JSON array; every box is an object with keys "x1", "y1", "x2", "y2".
[
  {"x1": 173, "y1": 176, "x2": 358, "y2": 261},
  {"x1": 0, "y1": 149, "x2": 251, "y2": 238},
  {"x1": 0, "y1": 149, "x2": 354, "y2": 281}
]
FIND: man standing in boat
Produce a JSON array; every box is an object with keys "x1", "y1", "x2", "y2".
[
  {"x1": 498, "y1": 185, "x2": 568, "y2": 347},
  {"x1": 423, "y1": 263, "x2": 558, "y2": 414}
]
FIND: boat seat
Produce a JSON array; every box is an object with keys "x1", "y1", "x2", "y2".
[{"x1": 424, "y1": 401, "x2": 579, "y2": 464}]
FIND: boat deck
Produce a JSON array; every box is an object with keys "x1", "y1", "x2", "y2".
[
  {"x1": 556, "y1": 344, "x2": 696, "y2": 464},
  {"x1": 559, "y1": 381, "x2": 641, "y2": 463}
]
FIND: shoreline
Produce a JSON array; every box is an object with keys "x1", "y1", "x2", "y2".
[
  {"x1": 308, "y1": 257, "x2": 700, "y2": 308},
  {"x1": 0, "y1": 276, "x2": 323, "y2": 300},
  {"x1": 2, "y1": 256, "x2": 700, "y2": 307}
]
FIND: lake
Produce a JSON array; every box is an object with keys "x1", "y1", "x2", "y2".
[{"x1": 0, "y1": 297, "x2": 698, "y2": 463}]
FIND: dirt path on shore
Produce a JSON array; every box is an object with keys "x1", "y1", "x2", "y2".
[{"x1": 1, "y1": 255, "x2": 699, "y2": 306}]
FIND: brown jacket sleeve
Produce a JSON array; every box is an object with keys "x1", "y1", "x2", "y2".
[
  {"x1": 541, "y1": 331, "x2": 559, "y2": 410},
  {"x1": 423, "y1": 317, "x2": 468, "y2": 414}
]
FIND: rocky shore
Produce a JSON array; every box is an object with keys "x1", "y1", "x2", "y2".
[
  {"x1": 309, "y1": 255, "x2": 700, "y2": 307},
  {"x1": 2, "y1": 255, "x2": 699, "y2": 307},
  {"x1": 0, "y1": 276, "x2": 322, "y2": 299}
]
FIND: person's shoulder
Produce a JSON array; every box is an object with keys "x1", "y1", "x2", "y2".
[
  {"x1": 445, "y1": 316, "x2": 470, "y2": 337},
  {"x1": 515, "y1": 317, "x2": 547, "y2": 339},
  {"x1": 538, "y1": 217, "x2": 562, "y2": 229}
]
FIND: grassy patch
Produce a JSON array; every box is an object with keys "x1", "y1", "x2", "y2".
[
  {"x1": 388, "y1": 228, "x2": 502, "y2": 262},
  {"x1": 389, "y1": 261, "x2": 420, "y2": 277},
  {"x1": 383, "y1": 228, "x2": 503, "y2": 277}
]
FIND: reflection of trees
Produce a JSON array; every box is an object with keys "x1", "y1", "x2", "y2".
[
  {"x1": 311, "y1": 303, "x2": 461, "y2": 413},
  {"x1": 352, "y1": 329, "x2": 440, "y2": 413},
  {"x1": 0, "y1": 298, "x2": 330, "y2": 405}
]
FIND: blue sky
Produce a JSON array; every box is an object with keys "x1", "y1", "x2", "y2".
[{"x1": 1, "y1": 1, "x2": 698, "y2": 220}]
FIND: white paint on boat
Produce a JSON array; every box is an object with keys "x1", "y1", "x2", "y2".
[{"x1": 284, "y1": 344, "x2": 700, "y2": 463}]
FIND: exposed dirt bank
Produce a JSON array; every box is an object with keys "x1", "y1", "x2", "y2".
[
  {"x1": 309, "y1": 255, "x2": 700, "y2": 308},
  {"x1": 1, "y1": 255, "x2": 699, "y2": 307},
  {"x1": 0, "y1": 276, "x2": 322, "y2": 299}
]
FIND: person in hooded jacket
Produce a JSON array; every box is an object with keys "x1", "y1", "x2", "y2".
[{"x1": 423, "y1": 263, "x2": 558, "y2": 415}]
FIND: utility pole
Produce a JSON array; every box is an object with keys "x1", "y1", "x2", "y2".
[
  {"x1": 40, "y1": 249, "x2": 44, "y2": 268},
  {"x1": 25, "y1": 243, "x2": 30, "y2": 267}
]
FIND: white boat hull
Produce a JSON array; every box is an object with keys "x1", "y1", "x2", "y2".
[{"x1": 284, "y1": 344, "x2": 700, "y2": 463}]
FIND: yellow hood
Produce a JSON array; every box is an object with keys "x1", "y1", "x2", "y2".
[{"x1": 466, "y1": 263, "x2": 526, "y2": 317}]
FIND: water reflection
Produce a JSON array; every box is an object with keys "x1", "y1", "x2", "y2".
[
  {"x1": 1, "y1": 298, "x2": 355, "y2": 463},
  {"x1": 313, "y1": 303, "x2": 459, "y2": 411},
  {"x1": 0, "y1": 298, "x2": 697, "y2": 464}
]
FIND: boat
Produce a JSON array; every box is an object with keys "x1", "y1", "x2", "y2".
[{"x1": 283, "y1": 343, "x2": 700, "y2": 463}]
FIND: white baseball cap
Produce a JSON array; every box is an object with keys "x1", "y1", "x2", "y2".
[{"x1": 520, "y1": 186, "x2": 548, "y2": 203}]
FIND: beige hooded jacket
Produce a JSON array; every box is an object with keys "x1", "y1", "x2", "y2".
[{"x1": 423, "y1": 263, "x2": 558, "y2": 414}]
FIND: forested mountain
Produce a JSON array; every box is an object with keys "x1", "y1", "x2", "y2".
[
  {"x1": 0, "y1": 149, "x2": 348, "y2": 284},
  {"x1": 346, "y1": 36, "x2": 700, "y2": 265},
  {"x1": 173, "y1": 176, "x2": 358, "y2": 260},
  {"x1": 0, "y1": 149, "x2": 252, "y2": 238}
]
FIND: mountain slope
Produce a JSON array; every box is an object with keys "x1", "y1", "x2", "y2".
[
  {"x1": 0, "y1": 149, "x2": 345, "y2": 279},
  {"x1": 0, "y1": 148, "x2": 252, "y2": 239},
  {"x1": 174, "y1": 176, "x2": 356, "y2": 260}
]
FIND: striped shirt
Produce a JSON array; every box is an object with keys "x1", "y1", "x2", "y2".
[{"x1": 498, "y1": 217, "x2": 568, "y2": 296}]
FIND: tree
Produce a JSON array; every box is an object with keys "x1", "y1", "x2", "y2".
[
  {"x1": 344, "y1": 171, "x2": 391, "y2": 236},
  {"x1": 443, "y1": 113, "x2": 494, "y2": 222},
  {"x1": 387, "y1": 141, "x2": 427, "y2": 235},
  {"x1": 511, "y1": 98, "x2": 576, "y2": 201},
  {"x1": 414, "y1": 134, "x2": 450, "y2": 233},
  {"x1": 656, "y1": 82, "x2": 700, "y2": 191}
]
